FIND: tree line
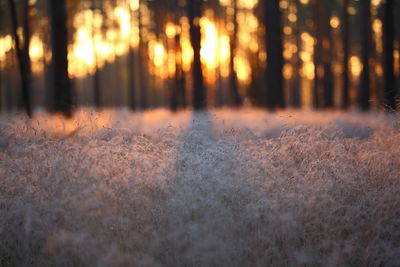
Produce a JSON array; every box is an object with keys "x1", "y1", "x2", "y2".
[{"x1": 2, "y1": 0, "x2": 399, "y2": 117}]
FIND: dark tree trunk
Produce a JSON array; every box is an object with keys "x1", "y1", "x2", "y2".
[
  {"x1": 292, "y1": 0, "x2": 301, "y2": 108},
  {"x1": 359, "y1": 0, "x2": 371, "y2": 111},
  {"x1": 0, "y1": 6, "x2": 2, "y2": 111},
  {"x1": 172, "y1": 41, "x2": 186, "y2": 112},
  {"x1": 0, "y1": 62, "x2": 2, "y2": 111},
  {"x1": 398, "y1": 1, "x2": 400, "y2": 92},
  {"x1": 398, "y1": 0, "x2": 400, "y2": 89},
  {"x1": 49, "y1": 0, "x2": 72, "y2": 117},
  {"x1": 8, "y1": 0, "x2": 32, "y2": 117},
  {"x1": 313, "y1": 0, "x2": 333, "y2": 109},
  {"x1": 138, "y1": 0, "x2": 148, "y2": 110},
  {"x1": 92, "y1": 0, "x2": 101, "y2": 108},
  {"x1": 166, "y1": 8, "x2": 178, "y2": 112},
  {"x1": 21, "y1": 0, "x2": 32, "y2": 112},
  {"x1": 229, "y1": 0, "x2": 241, "y2": 106},
  {"x1": 383, "y1": 0, "x2": 396, "y2": 110},
  {"x1": 342, "y1": 0, "x2": 350, "y2": 109},
  {"x1": 265, "y1": 0, "x2": 284, "y2": 109},
  {"x1": 323, "y1": 39, "x2": 333, "y2": 108},
  {"x1": 313, "y1": 1, "x2": 322, "y2": 109},
  {"x1": 188, "y1": 0, "x2": 205, "y2": 110},
  {"x1": 128, "y1": 47, "x2": 136, "y2": 110},
  {"x1": 128, "y1": 1, "x2": 136, "y2": 110},
  {"x1": 176, "y1": 34, "x2": 186, "y2": 109}
]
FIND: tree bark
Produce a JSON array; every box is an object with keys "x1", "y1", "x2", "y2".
[
  {"x1": 359, "y1": 0, "x2": 371, "y2": 111},
  {"x1": 49, "y1": 0, "x2": 72, "y2": 117},
  {"x1": 292, "y1": 0, "x2": 301, "y2": 108},
  {"x1": 8, "y1": 0, "x2": 32, "y2": 117},
  {"x1": 138, "y1": 0, "x2": 148, "y2": 110},
  {"x1": 188, "y1": 0, "x2": 205, "y2": 110},
  {"x1": 313, "y1": 0, "x2": 333, "y2": 109},
  {"x1": 92, "y1": 0, "x2": 101, "y2": 108},
  {"x1": 383, "y1": 0, "x2": 396, "y2": 110},
  {"x1": 229, "y1": 0, "x2": 241, "y2": 106},
  {"x1": 176, "y1": 33, "x2": 186, "y2": 109},
  {"x1": 128, "y1": 45, "x2": 136, "y2": 110},
  {"x1": 265, "y1": 0, "x2": 284, "y2": 109},
  {"x1": 398, "y1": 0, "x2": 400, "y2": 88},
  {"x1": 342, "y1": 0, "x2": 350, "y2": 109},
  {"x1": 128, "y1": 0, "x2": 137, "y2": 110}
]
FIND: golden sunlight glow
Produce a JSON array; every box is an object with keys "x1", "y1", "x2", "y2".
[
  {"x1": 330, "y1": 16, "x2": 340, "y2": 29},
  {"x1": 62, "y1": 1, "x2": 260, "y2": 84},
  {"x1": 219, "y1": 0, "x2": 231, "y2": 7},
  {"x1": 149, "y1": 40, "x2": 168, "y2": 79},
  {"x1": 348, "y1": 6, "x2": 356, "y2": 15},
  {"x1": 166, "y1": 22, "x2": 177, "y2": 39},
  {"x1": 154, "y1": 42, "x2": 166, "y2": 67},
  {"x1": 283, "y1": 63, "x2": 293, "y2": 79},
  {"x1": 0, "y1": 35, "x2": 13, "y2": 65},
  {"x1": 68, "y1": 3, "x2": 140, "y2": 78},
  {"x1": 219, "y1": 34, "x2": 231, "y2": 77},
  {"x1": 350, "y1": 56, "x2": 362, "y2": 77},
  {"x1": 234, "y1": 50, "x2": 251, "y2": 83},
  {"x1": 372, "y1": 0, "x2": 382, "y2": 6},
  {"x1": 129, "y1": 0, "x2": 139, "y2": 11},
  {"x1": 69, "y1": 27, "x2": 95, "y2": 77},
  {"x1": 199, "y1": 12, "x2": 234, "y2": 84},
  {"x1": 114, "y1": 6, "x2": 131, "y2": 39},
  {"x1": 237, "y1": 0, "x2": 258, "y2": 9},
  {"x1": 280, "y1": 0, "x2": 289, "y2": 9},
  {"x1": 372, "y1": 19, "x2": 383, "y2": 53},
  {"x1": 29, "y1": 34, "x2": 44, "y2": 73},
  {"x1": 300, "y1": 32, "x2": 314, "y2": 80},
  {"x1": 180, "y1": 37, "x2": 194, "y2": 72},
  {"x1": 395, "y1": 48, "x2": 399, "y2": 76},
  {"x1": 180, "y1": 16, "x2": 193, "y2": 72},
  {"x1": 200, "y1": 17, "x2": 219, "y2": 69},
  {"x1": 299, "y1": 30, "x2": 314, "y2": 107},
  {"x1": 288, "y1": 13, "x2": 297, "y2": 23},
  {"x1": 234, "y1": 8, "x2": 259, "y2": 83}
]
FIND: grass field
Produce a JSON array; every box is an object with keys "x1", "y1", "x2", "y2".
[{"x1": 1, "y1": 109, "x2": 400, "y2": 266}]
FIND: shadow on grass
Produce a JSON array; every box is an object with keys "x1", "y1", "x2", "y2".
[{"x1": 149, "y1": 111, "x2": 301, "y2": 266}]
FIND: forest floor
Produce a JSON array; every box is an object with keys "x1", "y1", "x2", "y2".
[{"x1": 1, "y1": 108, "x2": 400, "y2": 266}]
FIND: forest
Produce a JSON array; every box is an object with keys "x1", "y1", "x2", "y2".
[
  {"x1": 0, "y1": 0, "x2": 398, "y2": 114},
  {"x1": 1, "y1": 0, "x2": 400, "y2": 266}
]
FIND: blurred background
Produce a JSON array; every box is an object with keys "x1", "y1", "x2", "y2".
[{"x1": 0, "y1": 0, "x2": 399, "y2": 116}]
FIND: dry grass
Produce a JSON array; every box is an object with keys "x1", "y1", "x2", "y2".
[{"x1": 1, "y1": 108, "x2": 399, "y2": 266}]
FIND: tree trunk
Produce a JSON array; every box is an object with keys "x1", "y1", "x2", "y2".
[
  {"x1": 359, "y1": 0, "x2": 371, "y2": 111},
  {"x1": 398, "y1": 1, "x2": 400, "y2": 92},
  {"x1": 292, "y1": 0, "x2": 301, "y2": 108},
  {"x1": 176, "y1": 33, "x2": 186, "y2": 109},
  {"x1": 383, "y1": 0, "x2": 396, "y2": 110},
  {"x1": 49, "y1": 0, "x2": 72, "y2": 117},
  {"x1": 188, "y1": 0, "x2": 205, "y2": 110},
  {"x1": 229, "y1": 0, "x2": 241, "y2": 106},
  {"x1": 128, "y1": 47, "x2": 136, "y2": 110},
  {"x1": 398, "y1": 0, "x2": 400, "y2": 89},
  {"x1": 8, "y1": 0, "x2": 32, "y2": 117},
  {"x1": 92, "y1": 0, "x2": 101, "y2": 108},
  {"x1": 128, "y1": 0, "x2": 136, "y2": 110},
  {"x1": 313, "y1": 0, "x2": 333, "y2": 109},
  {"x1": 342, "y1": 0, "x2": 350, "y2": 109},
  {"x1": 138, "y1": 0, "x2": 148, "y2": 110},
  {"x1": 265, "y1": 0, "x2": 284, "y2": 109}
]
